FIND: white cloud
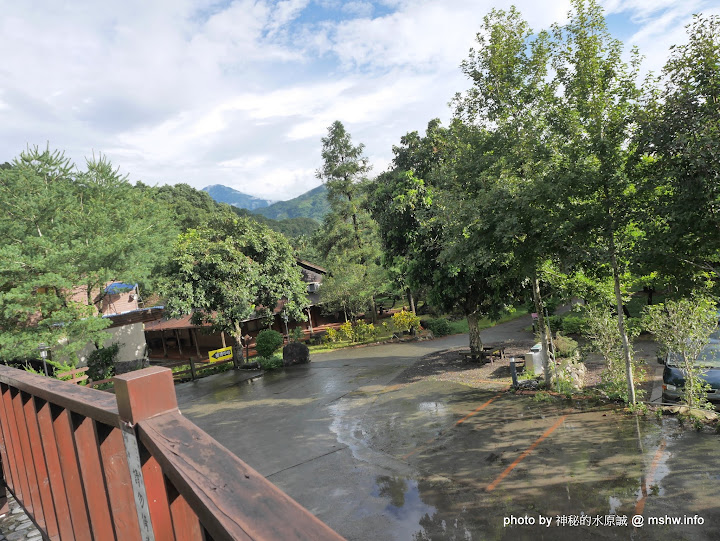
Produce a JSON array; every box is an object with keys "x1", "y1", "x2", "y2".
[{"x1": 0, "y1": 0, "x2": 710, "y2": 199}]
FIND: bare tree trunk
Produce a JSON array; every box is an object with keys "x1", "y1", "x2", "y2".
[
  {"x1": 407, "y1": 289, "x2": 416, "y2": 314},
  {"x1": 610, "y1": 250, "x2": 636, "y2": 405},
  {"x1": 232, "y1": 321, "x2": 243, "y2": 368},
  {"x1": 467, "y1": 311, "x2": 483, "y2": 357},
  {"x1": 370, "y1": 295, "x2": 378, "y2": 323},
  {"x1": 532, "y1": 275, "x2": 551, "y2": 387}
]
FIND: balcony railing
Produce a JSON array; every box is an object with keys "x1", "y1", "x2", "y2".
[{"x1": 0, "y1": 365, "x2": 343, "y2": 540}]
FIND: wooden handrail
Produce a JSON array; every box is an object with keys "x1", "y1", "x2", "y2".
[
  {"x1": 0, "y1": 364, "x2": 119, "y2": 426},
  {"x1": 0, "y1": 365, "x2": 344, "y2": 540},
  {"x1": 139, "y1": 412, "x2": 342, "y2": 541}
]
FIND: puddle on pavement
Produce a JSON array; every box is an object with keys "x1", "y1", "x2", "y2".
[{"x1": 374, "y1": 476, "x2": 439, "y2": 537}]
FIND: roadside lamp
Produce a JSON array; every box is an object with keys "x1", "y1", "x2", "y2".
[
  {"x1": 282, "y1": 311, "x2": 290, "y2": 341},
  {"x1": 37, "y1": 343, "x2": 50, "y2": 377}
]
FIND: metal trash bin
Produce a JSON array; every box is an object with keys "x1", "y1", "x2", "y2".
[{"x1": 525, "y1": 343, "x2": 544, "y2": 375}]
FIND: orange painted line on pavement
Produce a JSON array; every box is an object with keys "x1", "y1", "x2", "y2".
[
  {"x1": 455, "y1": 394, "x2": 503, "y2": 425},
  {"x1": 486, "y1": 414, "x2": 568, "y2": 492},
  {"x1": 635, "y1": 440, "x2": 667, "y2": 517},
  {"x1": 401, "y1": 393, "x2": 503, "y2": 460}
]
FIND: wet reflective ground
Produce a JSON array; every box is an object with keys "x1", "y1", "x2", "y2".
[{"x1": 175, "y1": 331, "x2": 720, "y2": 540}]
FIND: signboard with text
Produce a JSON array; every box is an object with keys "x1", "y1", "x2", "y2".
[{"x1": 208, "y1": 346, "x2": 233, "y2": 362}]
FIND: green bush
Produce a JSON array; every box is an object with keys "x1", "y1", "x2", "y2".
[
  {"x1": 339, "y1": 321, "x2": 354, "y2": 341},
  {"x1": 625, "y1": 317, "x2": 643, "y2": 337},
  {"x1": 353, "y1": 321, "x2": 374, "y2": 342},
  {"x1": 289, "y1": 326, "x2": 305, "y2": 342},
  {"x1": 323, "y1": 328, "x2": 339, "y2": 343},
  {"x1": 257, "y1": 355, "x2": 283, "y2": 371},
  {"x1": 554, "y1": 333, "x2": 579, "y2": 358},
  {"x1": 425, "y1": 318, "x2": 452, "y2": 336},
  {"x1": 256, "y1": 329, "x2": 284, "y2": 358},
  {"x1": 392, "y1": 310, "x2": 421, "y2": 332},
  {"x1": 561, "y1": 316, "x2": 586, "y2": 335},
  {"x1": 547, "y1": 315, "x2": 564, "y2": 332},
  {"x1": 87, "y1": 344, "x2": 120, "y2": 381}
]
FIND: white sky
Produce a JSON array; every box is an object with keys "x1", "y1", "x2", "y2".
[{"x1": 1, "y1": 0, "x2": 717, "y2": 200}]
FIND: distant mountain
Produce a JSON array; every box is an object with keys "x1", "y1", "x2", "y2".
[
  {"x1": 253, "y1": 184, "x2": 329, "y2": 221},
  {"x1": 202, "y1": 184, "x2": 275, "y2": 210}
]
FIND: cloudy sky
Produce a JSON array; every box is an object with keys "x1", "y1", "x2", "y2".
[{"x1": 1, "y1": 0, "x2": 717, "y2": 201}]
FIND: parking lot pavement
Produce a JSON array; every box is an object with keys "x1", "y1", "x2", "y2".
[{"x1": 176, "y1": 330, "x2": 720, "y2": 540}]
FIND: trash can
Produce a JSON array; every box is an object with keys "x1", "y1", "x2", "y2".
[{"x1": 525, "y1": 343, "x2": 544, "y2": 375}]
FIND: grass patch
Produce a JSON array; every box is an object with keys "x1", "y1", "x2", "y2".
[
  {"x1": 445, "y1": 308, "x2": 528, "y2": 335},
  {"x1": 307, "y1": 330, "x2": 396, "y2": 354}
]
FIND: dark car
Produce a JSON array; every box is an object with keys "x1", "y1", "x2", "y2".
[{"x1": 662, "y1": 332, "x2": 720, "y2": 404}]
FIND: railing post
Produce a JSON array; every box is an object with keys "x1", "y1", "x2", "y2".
[{"x1": 114, "y1": 368, "x2": 180, "y2": 541}]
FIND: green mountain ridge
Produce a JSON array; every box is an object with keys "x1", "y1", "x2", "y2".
[
  {"x1": 252, "y1": 184, "x2": 329, "y2": 221},
  {"x1": 202, "y1": 184, "x2": 275, "y2": 210}
]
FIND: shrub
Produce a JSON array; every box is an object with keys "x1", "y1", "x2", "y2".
[
  {"x1": 256, "y1": 329, "x2": 284, "y2": 358},
  {"x1": 339, "y1": 320, "x2": 354, "y2": 341},
  {"x1": 87, "y1": 344, "x2": 120, "y2": 381},
  {"x1": 324, "y1": 328, "x2": 339, "y2": 343},
  {"x1": 561, "y1": 316, "x2": 586, "y2": 335},
  {"x1": 554, "y1": 333, "x2": 579, "y2": 358},
  {"x1": 289, "y1": 326, "x2": 304, "y2": 342},
  {"x1": 584, "y1": 305, "x2": 643, "y2": 403},
  {"x1": 353, "y1": 321, "x2": 374, "y2": 342},
  {"x1": 392, "y1": 310, "x2": 421, "y2": 332},
  {"x1": 425, "y1": 318, "x2": 452, "y2": 336},
  {"x1": 547, "y1": 315, "x2": 564, "y2": 333},
  {"x1": 257, "y1": 355, "x2": 283, "y2": 371}
]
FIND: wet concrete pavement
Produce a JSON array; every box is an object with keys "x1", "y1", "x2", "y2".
[{"x1": 175, "y1": 317, "x2": 720, "y2": 540}]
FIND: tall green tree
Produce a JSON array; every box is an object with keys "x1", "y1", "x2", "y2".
[
  {"x1": 315, "y1": 121, "x2": 389, "y2": 321},
  {"x1": 636, "y1": 14, "x2": 720, "y2": 287},
  {"x1": 370, "y1": 119, "x2": 523, "y2": 355},
  {"x1": 549, "y1": 0, "x2": 643, "y2": 403},
  {"x1": 161, "y1": 217, "x2": 308, "y2": 360},
  {"x1": 452, "y1": 6, "x2": 558, "y2": 383},
  {"x1": 0, "y1": 147, "x2": 175, "y2": 364}
]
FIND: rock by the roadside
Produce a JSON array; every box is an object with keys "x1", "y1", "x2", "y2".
[
  {"x1": 283, "y1": 342, "x2": 310, "y2": 366},
  {"x1": 517, "y1": 379, "x2": 539, "y2": 390},
  {"x1": 552, "y1": 360, "x2": 586, "y2": 390}
]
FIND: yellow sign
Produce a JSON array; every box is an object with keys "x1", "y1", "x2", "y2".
[{"x1": 208, "y1": 346, "x2": 233, "y2": 362}]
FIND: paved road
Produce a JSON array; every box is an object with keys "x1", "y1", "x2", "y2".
[{"x1": 176, "y1": 316, "x2": 720, "y2": 540}]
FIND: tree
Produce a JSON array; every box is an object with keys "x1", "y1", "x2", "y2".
[
  {"x1": 367, "y1": 119, "x2": 450, "y2": 314},
  {"x1": 452, "y1": 6, "x2": 557, "y2": 383},
  {"x1": 0, "y1": 147, "x2": 174, "y2": 365},
  {"x1": 369, "y1": 119, "x2": 523, "y2": 356},
  {"x1": 644, "y1": 297, "x2": 718, "y2": 409},
  {"x1": 316, "y1": 120, "x2": 371, "y2": 246},
  {"x1": 66, "y1": 155, "x2": 178, "y2": 308},
  {"x1": 549, "y1": 0, "x2": 643, "y2": 403},
  {"x1": 636, "y1": 15, "x2": 720, "y2": 286},
  {"x1": 315, "y1": 121, "x2": 389, "y2": 321},
  {"x1": 161, "y1": 216, "x2": 308, "y2": 362}
]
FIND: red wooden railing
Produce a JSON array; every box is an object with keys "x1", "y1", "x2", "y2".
[{"x1": 0, "y1": 365, "x2": 343, "y2": 540}]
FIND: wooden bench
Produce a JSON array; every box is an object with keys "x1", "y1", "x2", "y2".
[{"x1": 460, "y1": 346, "x2": 506, "y2": 364}]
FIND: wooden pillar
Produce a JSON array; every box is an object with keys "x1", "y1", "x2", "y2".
[
  {"x1": 220, "y1": 332, "x2": 226, "y2": 348},
  {"x1": 306, "y1": 308, "x2": 314, "y2": 334},
  {"x1": 192, "y1": 329, "x2": 202, "y2": 360},
  {"x1": 174, "y1": 329, "x2": 183, "y2": 357},
  {"x1": 114, "y1": 368, "x2": 183, "y2": 541},
  {"x1": 161, "y1": 331, "x2": 168, "y2": 358},
  {"x1": 189, "y1": 358, "x2": 196, "y2": 381}
]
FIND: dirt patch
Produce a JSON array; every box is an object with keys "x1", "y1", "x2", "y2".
[
  {"x1": 393, "y1": 336, "x2": 660, "y2": 398},
  {"x1": 392, "y1": 341, "x2": 534, "y2": 388}
]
